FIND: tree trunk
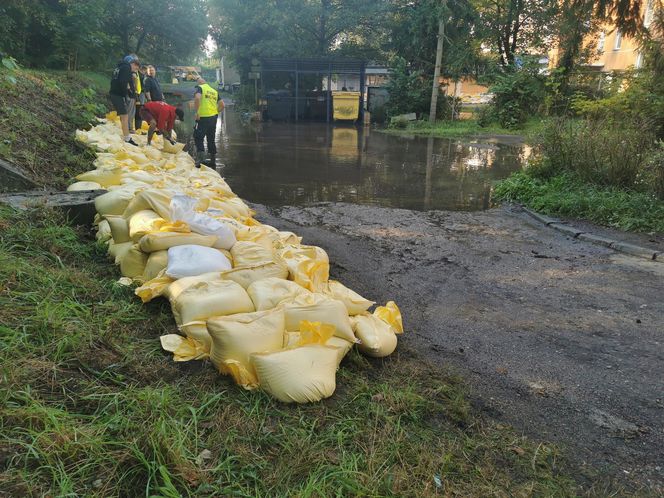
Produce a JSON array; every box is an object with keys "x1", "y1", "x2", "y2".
[{"x1": 429, "y1": 9, "x2": 445, "y2": 123}]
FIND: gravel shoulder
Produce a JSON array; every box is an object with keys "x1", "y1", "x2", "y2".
[{"x1": 254, "y1": 202, "x2": 664, "y2": 491}]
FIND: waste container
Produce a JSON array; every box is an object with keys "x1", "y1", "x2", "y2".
[
  {"x1": 266, "y1": 91, "x2": 293, "y2": 121},
  {"x1": 332, "y1": 91, "x2": 360, "y2": 121}
]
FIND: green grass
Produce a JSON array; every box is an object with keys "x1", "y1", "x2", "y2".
[
  {"x1": 0, "y1": 68, "x2": 108, "y2": 188},
  {"x1": 381, "y1": 117, "x2": 545, "y2": 141},
  {"x1": 0, "y1": 205, "x2": 583, "y2": 496},
  {"x1": 495, "y1": 171, "x2": 664, "y2": 233}
]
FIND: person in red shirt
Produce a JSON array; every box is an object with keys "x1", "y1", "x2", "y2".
[{"x1": 139, "y1": 101, "x2": 185, "y2": 146}]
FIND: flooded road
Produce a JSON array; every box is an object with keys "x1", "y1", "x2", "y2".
[{"x1": 176, "y1": 105, "x2": 530, "y2": 211}]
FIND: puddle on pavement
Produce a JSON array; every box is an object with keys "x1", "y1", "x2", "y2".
[{"x1": 174, "y1": 105, "x2": 531, "y2": 211}]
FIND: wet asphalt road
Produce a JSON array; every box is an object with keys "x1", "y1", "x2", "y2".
[{"x1": 253, "y1": 201, "x2": 664, "y2": 491}]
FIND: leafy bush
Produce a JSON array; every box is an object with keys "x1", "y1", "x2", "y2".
[
  {"x1": 643, "y1": 141, "x2": 664, "y2": 200},
  {"x1": 537, "y1": 118, "x2": 654, "y2": 190},
  {"x1": 484, "y1": 60, "x2": 547, "y2": 128}
]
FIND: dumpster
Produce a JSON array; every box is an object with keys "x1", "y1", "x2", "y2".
[
  {"x1": 332, "y1": 91, "x2": 360, "y2": 121},
  {"x1": 266, "y1": 90, "x2": 292, "y2": 121}
]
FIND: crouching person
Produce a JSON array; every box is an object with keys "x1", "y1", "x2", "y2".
[{"x1": 139, "y1": 101, "x2": 185, "y2": 146}]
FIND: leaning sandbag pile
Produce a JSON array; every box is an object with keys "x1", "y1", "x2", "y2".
[{"x1": 74, "y1": 112, "x2": 404, "y2": 403}]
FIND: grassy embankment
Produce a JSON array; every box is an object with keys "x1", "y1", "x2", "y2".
[
  {"x1": 0, "y1": 69, "x2": 584, "y2": 496},
  {"x1": 0, "y1": 68, "x2": 109, "y2": 188},
  {"x1": 0, "y1": 206, "x2": 583, "y2": 496}
]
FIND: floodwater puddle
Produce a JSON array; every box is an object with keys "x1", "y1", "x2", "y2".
[{"x1": 175, "y1": 106, "x2": 531, "y2": 211}]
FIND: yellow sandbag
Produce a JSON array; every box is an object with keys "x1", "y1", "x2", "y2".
[
  {"x1": 95, "y1": 189, "x2": 137, "y2": 216},
  {"x1": 179, "y1": 321, "x2": 211, "y2": 351},
  {"x1": 129, "y1": 210, "x2": 164, "y2": 242},
  {"x1": 208, "y1": 197, "x2": 252, "y2": 219},
  {"x1": 122, "y1": 189, "x2": 174, "y2": 219},
  {"x1": 119, "y1": 244, "x2": 148, "y2": 279},
  {"x1": 108, "y1": 240, "x2": 133, "y2": 264},
  {"x1": 67, "y1": 181, "x2": 102, "y2": 191},
  {"x1": 144, "y1": 146, "x2": 162, "y2": 161},
  {"x1": 230, "y1": 241, "x2": 276, "y2": 267},
  {"x1": 323, "y1": 280, "x2": 374, "y2": 316},
  {"x1": 281, "y1": 293, "x2": 356, "y2": 342},
  {"x1": 235, "y1": 224, "x2": 281, "y2": 250},
  {"x1": 219, "y1": 262, "x2": 289, "y2": 289},
  {"x1": 135, "y1": 274, "x2": 174, "y2": 303},
  {"x1": 143, "y1": 250, "x2": 168, "y2": 281},
  {"x1": 276, "y1": 231, "x2": 302, "y2": 247},
  {"x1": 283, "y1": 329, "x2": 353, "y2": 367},
  {"x1": 162, "y1": 140, "x2": 185, "y2": 154},
  {"x1": 251, "y1": 345, "x2": 339, "y2": 403},
  {"x1": 351, "y1": 314, "x2": 398, "y2": 358},
  {"x1": 138, "y1": 231, "x2": 217, "y2": 253},
  {"x1": 96, "y1": 219, "x2": 112, "y2": 243},
  {"x1": 247, "y1": 277, "x2": 310, "y2": 311},
  {"x1": 123, "y1": 170, "x2": 157, "y2": 184},
  {"x1": 374, "y1": 301, "x2": 403, "y2": 334},
  {"x1": 207, "y1": 308, "x2": 285, "y2": 389},
  {"x1": 105, "y1": 215, "x2": 131, "y2": 243},
  {"x1": 160, "y1": 334, "x2": 208, "y2": 361},
  {"x1": 105, "y1": 111, "x2": 119, "y2": 122},
  {"x1": 76, "y1": 168, "x2": 123, "y2": 188},
  {"x1": 170, "y1": 279, "x2": 255, "y2": 324},
  {"x1": 278, "y1": 244, "x2": 330, "y2": 292},
  {"x1": 165, "y1": 272, "x2": 223, "y2": 300}
]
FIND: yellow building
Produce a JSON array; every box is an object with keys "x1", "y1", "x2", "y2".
[{"x1": 551, "y1": 0, "x2": 658, "y2": 72}]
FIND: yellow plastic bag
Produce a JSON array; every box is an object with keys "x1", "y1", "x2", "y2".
[
  {"x1": 119, "y1": 244, "x2": 148, "y2": 279},
  {"x1": 138, "y1": 231, "x2": 217, "y2": 253},
  {"x1": 143, "y1": 250, "x2": 168, "y2": 281},
  {"x1": 129, "y1": 210, "x2": 164, "y2": 242},
  {"x1": 230, "y1": 241, "x2": 276, "y2": 267},
  {"x1": 281, "y1": 293, "x2": 356, "y2": 342},
  {"x1": 76, "y1": 168, "x2": 123, "y2": 188},
  {"x1": 323, "y1": 280, "x2": 374, "y2": 316},
  {"x1": 207, "y1": 308, "x2": 285, "y2": 389},
  {"x1": 251, "y1": 345, "x2": 339, "y2": 403},
  {"x1": 170, "y1": 279, "x2": 255, "y2": 324},
  {"x1": 278, "y1": 244, "x2": 330, "y2": 292},
  {"x1": 374, "y1": 301, "x2": 403, "y2": 334},
  {"x1": 219, "y1": 262, "x2": 289, "y2": 289},
  {"x1": 160, "y1": 334, "x2": 208, "y2": 361},
  {"x1": 246, "y1": 277, "x2": 310, "y2": 311},
  {"x1": 351, "y1": 314, "x2": 398, "y2": 358}
]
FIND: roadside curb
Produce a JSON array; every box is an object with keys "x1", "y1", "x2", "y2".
[{"x1": 521, "y1": 207, "x2": 662, "y2": 263}]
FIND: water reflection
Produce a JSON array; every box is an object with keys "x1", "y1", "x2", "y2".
[{"x1": 177, "y1": 105, "x2": 529, "y2": 211}]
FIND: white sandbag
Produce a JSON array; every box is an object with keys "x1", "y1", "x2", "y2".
[
  {"x1": 207, "y1": 308, "x2": 285, "y2": 389},
  {"x1": 247, "y1": 277, "x2": 310, "y2": 311},
  {"x1": 166, "y1": 245, "x2": 232, "y2": 279},
  {"x1": 170, "y1": 279, "x2": 254, "y2": 324},
  {"x1": 251, "y1": 345, "x2": 339, "y2": 403},
  {"x1": 170, "y1": 195, "x2": 236, "y2": 249},
  {"x1": 67, "y1": 181, "x2": 102, "y2": 191}
]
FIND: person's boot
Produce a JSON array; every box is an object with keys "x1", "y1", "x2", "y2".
[
  {"x1": 195, "y1": 151, "x2": 205, "y2": 169},
  {"x1": 204, "y1": 154, "x2": 216, "y2": 167}
]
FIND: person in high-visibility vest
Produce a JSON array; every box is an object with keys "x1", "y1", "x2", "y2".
[{"x1": 193, "y1": 77, "x2": 224, "y2": 167}]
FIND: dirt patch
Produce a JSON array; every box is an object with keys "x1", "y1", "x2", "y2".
[{"x1": 253, "y1": 201, "x2": 664, "y2": 491}]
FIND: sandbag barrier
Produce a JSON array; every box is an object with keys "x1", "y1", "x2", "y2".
[{"x1": 73, "y1": 112, "x2": 404, "y2": 403}]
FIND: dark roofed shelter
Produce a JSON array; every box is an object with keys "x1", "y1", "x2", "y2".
[{"x1": 260, "y1": 58, "x2": 366, "y2": 123}]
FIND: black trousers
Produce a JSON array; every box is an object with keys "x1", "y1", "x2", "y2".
[{"x1": 194, "y1": 115, "x2": 218, "y2": 155}]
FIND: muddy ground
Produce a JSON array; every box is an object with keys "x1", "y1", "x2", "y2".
[{"x1": 254, "y1": 202, "x2": 664, "y2": 491}]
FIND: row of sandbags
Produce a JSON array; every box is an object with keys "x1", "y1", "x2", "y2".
[{"x1": 73, "y1": 113, "x2": 404, "y2": 403}]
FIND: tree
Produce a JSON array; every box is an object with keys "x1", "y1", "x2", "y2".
[{"x1": 474, "y1": 0, "x2": 557, "y2": 67}]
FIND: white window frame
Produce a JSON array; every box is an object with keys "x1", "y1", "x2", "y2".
[{"x1": 613, "y1": 30, "x2": 622, "y2": 50}]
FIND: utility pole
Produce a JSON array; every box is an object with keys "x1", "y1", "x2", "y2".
[{"x1": 429, "y1": 2, "x2": 446, "y2": 123}]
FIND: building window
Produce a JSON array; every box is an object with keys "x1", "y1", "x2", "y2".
[
  {"x1": 613, "y1": 30, "x2": 622, "y2": 50},
  {"x1": 598, "y1": 31, "x2": 606, "y2": 52},
  {"x1": 644, "y1": 0, "x2": 654, "y2": 28}
]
